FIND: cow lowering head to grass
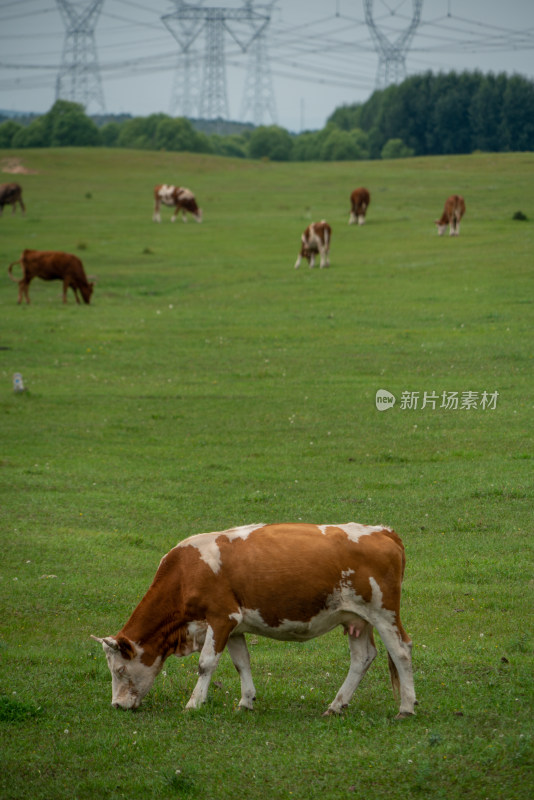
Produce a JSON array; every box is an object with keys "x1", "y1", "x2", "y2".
[
  {"x1": 348, "y1": 187, "x2": 370, "y2": 225},
  {"x1": 92, "y1": 522, "x2": 416, "y2": 719},
  {"x1": 8, "y1": 249, "x2": 94, "y2": 304},
  {"x1": 0, "y1": 182, "x2": 25, "y2": 216},
  {"x1": 153, "y1": 184, "x2": 202, "y2": 223},
  {"x1": 294, "y1": 221, "x2": 332, "y2": 269},
  {"x1": 435, "y1": 194, "x2": 465, "y2": 236}
]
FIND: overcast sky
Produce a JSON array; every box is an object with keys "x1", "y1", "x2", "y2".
[{"x1": 1, "y1": 0, "x2": 534, "y2": 132}]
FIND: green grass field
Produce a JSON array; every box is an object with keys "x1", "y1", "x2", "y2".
[{"x1": 0, "y1": 147, "x2": 533, "y2": 800}]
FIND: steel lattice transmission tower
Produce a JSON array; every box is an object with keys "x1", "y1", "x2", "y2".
[
  {"x1": 55, "y1": 0, "x2": 106, "y2": 112},
  {"x1": 240, "y1": 1, "x2": 277, "y2": 126},
  {"x1": 363, "y1": 0, "x2": 423, "y2": 89},
  {"x1": 166, "y1": 1, "x2": 206, "y2": 118},
  {"x1": 162, "y1": 2, "x2": 269, "y2": 122}
]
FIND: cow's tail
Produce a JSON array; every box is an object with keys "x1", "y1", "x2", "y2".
[
  {"x1": 388, "y1": 653, "x2": 401, "y2": 699},
  {"x1": 321, "y1": 221, "x2": 330, "y2": 250},
  {"x1": 7, "y1": 259, "x2": 22, "y2": 282}
]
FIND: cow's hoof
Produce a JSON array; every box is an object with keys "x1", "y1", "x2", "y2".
[
  {"x1": 322, "y1": 706, "x2": 344, "y2": 717},
  {"x1": 395, "y1": 711, "x2": 415, "y2": 720}
]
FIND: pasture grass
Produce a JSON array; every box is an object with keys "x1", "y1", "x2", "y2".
[{"x1": 0, "y1": 148, "x2": 533, "y2": 799}]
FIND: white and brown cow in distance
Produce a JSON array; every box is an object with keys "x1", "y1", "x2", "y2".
[
  {"x1": 294, "y1": 221, "x2": 332, "y2": 269},
  {"x1": 8, "y1": 249, "x2": 94, "y2": 304},
  {"x1": 153, "y1": 184, "x2": 202, "y2": 223},
  {"x1": 435, "y1": 194, "x2": 465, "y2": 236},
  {"x1": 349, "y1": 187, "x2": 370, "y2": 225},
  {"x1": 92, "y1": 522, "x2": 416, "y2": 719},
  {"x1": 0, "y1": 182, "x2": 25, "y2": 216}
]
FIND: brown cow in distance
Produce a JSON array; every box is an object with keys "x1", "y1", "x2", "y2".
[
  {"x1": 435, "y1": 194, "x2": 466, "y2": 236},
  {"x1": 8, "y1": 249, "x2": 94, "y2": 304},
  {"x1": 294, "y1": 221, "x2": 332, "y2": 269},
  {"x1": 0, "y1": 182, "x2": 25, "y2": 216},
  {"x1": 92, "y1": 522, "x2": 417, "y2": 719},
  {"x1": 153, "y1": 184, "x2": 202, "y2": 223},
  {"x1": 349, "y1": 187, "x2": 370, "y2": 225}
]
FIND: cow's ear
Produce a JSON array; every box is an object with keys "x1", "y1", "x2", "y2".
[{"x1": 115, "y1": 635, "x2": 135, "y2": 660}]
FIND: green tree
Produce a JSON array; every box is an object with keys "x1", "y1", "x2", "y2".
[
  {"x1": 499, "y1": 75, "x2": 534, "y2": 151},
  {"x1": 292, "y1": 131, "x2": 322, "y2": 161},
  {"x1": 117, "y1": 114, "x2": 169, "y2": 149},
  {"x1": 0, "y1": 120, "x2": 23, "y2": 148},
  {"x1": 381, "y1": 138, "x2": 414, "y2": 159},
  {"x1": 319, "y1": 127, "x2": 369, "y2": 160},
  {"x1": 154, "y1": 117, "x2": 211, "y2": 153},
  {"x1": 100, "y1": 122, "x2": 121, "y2": 147},
  {"x1": 248, "y1": 125, "x2": 293, "y2": 161},
  {"x1": 11, "y1": 117, "x2": 49, "y2": 147}
]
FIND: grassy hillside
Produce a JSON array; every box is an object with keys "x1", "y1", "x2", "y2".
[{"x1": 0, "y1": 148, "x2": 532, "y2": 800}]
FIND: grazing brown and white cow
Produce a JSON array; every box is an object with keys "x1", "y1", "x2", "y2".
[
  {"x1": 0, "y1": 182, "x2": 25, "y2": 216},
  {"x1": 153, "y1": 184, "x2": 202, "y2": 223},
  {"x1": 349, "y1": 187, "x2": 370, "y2": 225},
  {"x1": 435, "y1": 194, "x2": 465, "y2": 236},
  {"x1": 294, "y1": 221, "x2": 332, "y2": 269},
  {"x1": 92, "y1": 522, "x2": 416, "y2": 719},
  {"x1": 8, "y1": 249, "x2": 94, "y2": 304}
]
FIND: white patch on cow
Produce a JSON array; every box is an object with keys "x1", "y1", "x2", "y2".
[
  {"x1": 176, "y1": 524, "x2": 265, "y2": 574},
  {"x1": 159, "y1": 184, "x2": 177, "y2": 205},
  {"x1": 177, "y1": 187, "x2": 194, "y2": 201},
  {"x1": 316, "y1": 523, "x2": 389, "y2": 542}
]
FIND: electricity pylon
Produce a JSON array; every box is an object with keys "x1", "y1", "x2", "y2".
[
  {"x1": 363, "y1": 0, "x2": 423, "y2": 89},
  {"x1": 55, "y1": 0, "x2": 106, "y2": 112},
  {"x1": 167, "y1": 1, "x2": 206, "y2": 118},
  {"x1": 240, "y1": 1, "x2": 277, "y2": 125},
  {"x1": 163, "y1": 1, "x2": 269, "y2": 122}
]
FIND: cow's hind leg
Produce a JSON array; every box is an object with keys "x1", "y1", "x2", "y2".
[
  {"x1": 373, "y1": 618, "x2": 416, "y2": 718},
  {"x1": 226, "y1": 634, "x2": 256, "y2": 710},
  {"x1": 324, "y1": 623, "x2": 376, "y2": 716}
]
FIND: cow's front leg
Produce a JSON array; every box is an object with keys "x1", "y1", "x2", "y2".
[
  {"x1": 185, "y1": 620, "x2": 235, "y2": 709},
  {"x1": 226, "y1": 634, "x2": 256, "y2": 710},
  {"x1": 309, "y1": 252, "x2": 316, "y2": 268}
]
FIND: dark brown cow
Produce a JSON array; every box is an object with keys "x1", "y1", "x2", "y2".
[
  {"x1": 435, "y1": 194, "x2": 466, "y2": 236},
  {"x1": 294, "y1": 221, "x2": 332, "y2": 269},
  {"x1": 92, "y1": 522, "x2": 416, "y2": 719},
  {"x1": 0, "y1": 182, "x2": 25, "y2": 216},
  {"x1": 153, "y1": 184, "x2": 202, "y2": 223},
  {"x1": 8, "y1": 249, "x2": 94, "y2": 304},
  {"x1": 349, "y1": 187, "x2": 370, "y2": 225}
]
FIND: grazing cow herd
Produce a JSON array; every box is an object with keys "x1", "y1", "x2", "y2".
[
  {"x1": 5, "y1": 178, "x2": 466, "y2": 301},
  {"x1": 4, "y1": 170, "x2": 469, "y2": 720},
  {"x1": 92, "y1": 522, "x2": 417, "y2": 719}
]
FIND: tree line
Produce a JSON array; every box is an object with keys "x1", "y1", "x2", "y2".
[{"x1": 1, "y1": 71, "x2": 532, "y2": 161}]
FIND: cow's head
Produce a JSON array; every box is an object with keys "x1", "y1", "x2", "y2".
[
  {"x1": 81, "y1": 282, "x2": 94, "y2": 304},
  {"x1": 194, "y1": 208, "x2": 203, "y2": 223},
  {"x1": 91, "y1": 634, "x2": 162, "y2": 710},
  {"x1": 435, "y1": 220, "x2": 446, "y2": 236},
  {"x1": 91, "y1": 622, "x2": 207, "y2": 710}
]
